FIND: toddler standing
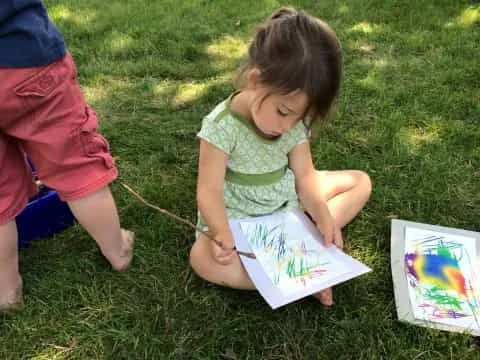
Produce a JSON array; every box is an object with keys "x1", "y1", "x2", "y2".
[{"x1": 0, "y1": 0, "x2": 134, "y2": 312}]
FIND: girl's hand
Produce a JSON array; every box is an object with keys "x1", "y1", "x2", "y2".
[
  {"x1": 209, "y1": 233, "x2": 237, "y2": 265},
  {"x1": 314, "y1": 211, "x2": 343, "y2": 249}
]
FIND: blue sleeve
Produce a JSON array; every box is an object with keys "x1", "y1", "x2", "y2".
[
  {"x1": 0, "y1": 2, "x2": 15, "y2": 23},
  {"x1": 0, "y1": 0, "x2": 66, "y2": 67},
  {"x1": 0, "y1": 1, "x2": 45, "y2": 22}
]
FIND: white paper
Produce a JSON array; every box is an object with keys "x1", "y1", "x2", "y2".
[
  {"x1": 230, "y1": 210, "x2": 371, "y2": 309},
  {"x1": 404, "y1": 226, "x2": 480, "y2": 330}
]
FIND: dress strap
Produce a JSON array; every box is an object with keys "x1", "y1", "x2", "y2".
[
  {"x1": 214, "y1": 92, "x2": 282, "y2": 144},
  {"x1": 225, "y1": 166, "x2": 287, "y2": 186},
  {"x1": 212, "y1": 92, "x2": 239, "y2": 122}
]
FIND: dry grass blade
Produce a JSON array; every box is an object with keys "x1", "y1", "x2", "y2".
[{"x1": 121, "y1": 183, "x2": 256, "y2": 259}]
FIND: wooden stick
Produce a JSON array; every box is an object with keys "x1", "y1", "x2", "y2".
[{"x1": 121, "y1": 183, "x2": 256, "y2": 259}]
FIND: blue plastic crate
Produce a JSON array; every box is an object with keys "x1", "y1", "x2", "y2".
[{"x1": 16, "y1": 189, "x2": 75, "y2": 248}]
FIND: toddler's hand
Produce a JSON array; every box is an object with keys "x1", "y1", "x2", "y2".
[
  {"x1": 209, "y1": 233, "x2": 237, "y2": 265},
  {"x1": 314, "y1": 211, "x2": 343, "y2": 249}
]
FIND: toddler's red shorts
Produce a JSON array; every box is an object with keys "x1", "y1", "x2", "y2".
[{"x1": 0, "y1": 53, "x2": 118, "y2": 225}]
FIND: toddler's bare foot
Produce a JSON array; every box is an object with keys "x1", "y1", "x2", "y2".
[
  {"x1": 111, "y1": 229, "x2": 135, "y2": 272},
  {"x1": 313, "y1": 287, "x2": 334, "y2": 306},
  {"x1": 0, "y1": 276, "x2": 24, "y2": 314}
]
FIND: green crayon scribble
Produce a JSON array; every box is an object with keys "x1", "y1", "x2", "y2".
[
  {"x1": 422, "y1": 286, "x2": 464, "y2": 309},
  {"x1": 273, "y1": 272, "x2": 280, "y2": 285},
  {"x1": 286, "y1": 257, "x2": 324, "y2": 280},
  {"x1": 437, "y1": 245, "x2": 456, "y2": 261},
  {"x1": 247, "y1": 223, "x2": 280, "y2": 249}
]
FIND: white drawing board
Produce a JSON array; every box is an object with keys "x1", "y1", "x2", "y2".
[
  {"x1": 230, "y1": 210, "x2": 371, "y2": 309},
  {"x1": 391, "y1": 219, "x2": 480, "y2": 335}
]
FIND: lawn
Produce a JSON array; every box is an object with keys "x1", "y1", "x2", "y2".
[{"x1": 1, "y1": 0, "x2": 480, "y2": 358}]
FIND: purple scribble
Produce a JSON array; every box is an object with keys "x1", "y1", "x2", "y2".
[
  {"x1": 405, "y1": 252, "x2": 418, "y2": 279},
  {"x1": 419, "y1": 303, "x2": 468, "y2": 319}
]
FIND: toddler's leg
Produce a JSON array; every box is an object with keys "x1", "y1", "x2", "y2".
[
  {"x1": 0, "y1": 221, "x2": 23, "y2": 312},
  {"x1": 0, "y1": 136, "x2": 32, "y2": 312},
  {"x1": 67, "y1": 186, "x2": 134, "y2": 272},
  {"x1": 312, "y1": 170, "x2": 372, "y2": 306},
  {"x1": 190, "y1": 234, "x2": 255, "y2": 290}
]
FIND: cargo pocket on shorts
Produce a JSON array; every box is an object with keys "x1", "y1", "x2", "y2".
[
  {"x1": 14, "y1": 58, "x2": 69, "y2": 98},
  {"x1": 13, "y1": 54, "x2": 82, "y2": 118},
  {"x1": 79, "y1": 106, "x2": 114, "y2": 169}
]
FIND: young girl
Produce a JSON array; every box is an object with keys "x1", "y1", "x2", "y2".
[
  {"x1": 190, "y1": 7, "x2": 371, "y2": 306},
  {"x1": 0, "y1": 1, "x2": 134, "y2": 312}
]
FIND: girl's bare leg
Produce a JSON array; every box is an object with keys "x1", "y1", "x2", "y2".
[
  {"x1": 190, "y1": 170, "x2": 371, "y2": 302},
  {"x1": 190, "y1": 234, "x2": 255, "y2": 290},
  {"x1": 0, "y1": 221, "x2": 23, "y2": 312},
  {"x1": 67, "y1": 186, "x2": 135, "y2": 272},
  {"x1": 312, "y1": 170, "x2": 372, "y2": 306}
]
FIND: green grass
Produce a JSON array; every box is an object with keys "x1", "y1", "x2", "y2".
[{"x1": 2, "y1": 0, "x2": 480, "y2": 358}]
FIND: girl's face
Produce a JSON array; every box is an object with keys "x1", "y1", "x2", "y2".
[{"x1": 248, "y1": 88, "x2": 308, "y2": 139}]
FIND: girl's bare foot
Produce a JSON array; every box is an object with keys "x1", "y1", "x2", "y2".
[
  {"x1": 111, "y1": 229, "x2": 135, "y2": 272},
  {"x1": 0, "y1": 276, "x2": 23, "y2": 313},
  {"x1": 313, "y1": 287, "x2": 334, "y2": 306}
]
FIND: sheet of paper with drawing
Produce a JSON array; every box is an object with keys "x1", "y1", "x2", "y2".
[
  {"x1": 391, "y1": 220, "x2": 480, "y2": 335},
  {"x1": 229, "y1": 211, "x2": 371, "y2": 309}
]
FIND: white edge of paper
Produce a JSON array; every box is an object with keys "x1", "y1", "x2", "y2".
[
  {"x1": 390, "y1": 218, "x2": 480, "y2": 336},
  {"x1": 230, "y1": 210, "x2": 372, "y2": 309}
]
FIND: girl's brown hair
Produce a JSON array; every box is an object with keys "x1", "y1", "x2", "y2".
[{"x1": 236, "y1": 7, "x2": 342, "y2": 127}]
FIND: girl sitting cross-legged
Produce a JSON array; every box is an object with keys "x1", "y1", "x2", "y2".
[{"x1": 190, "y1": 7, "x2": 372, "y2": 306}]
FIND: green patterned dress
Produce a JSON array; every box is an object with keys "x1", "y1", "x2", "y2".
[{"x1": 197, "y1": 94, "x2": 308, "y2": 231}]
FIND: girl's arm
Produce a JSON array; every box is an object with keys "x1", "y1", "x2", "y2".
[
  {"x1": 288, "y1": 141, "x2": 340, "y2": 246},
  {"x1": 197, "y1": 139, "x2": 236, "y2": 260}
]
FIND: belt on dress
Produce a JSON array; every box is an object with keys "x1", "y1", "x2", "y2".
[{"x1": 225, "y1": 166, "x2": 287, "y2": 186}]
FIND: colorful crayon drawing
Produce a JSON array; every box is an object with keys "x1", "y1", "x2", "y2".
[
  {"x1": 404, "y1": 227, "x2": 480, "y2": 330},
  {"x1": 240, "y1": 213, "x2": 349, "y2": 296}
]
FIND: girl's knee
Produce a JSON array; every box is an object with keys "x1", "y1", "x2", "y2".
[
  {"x1": 189, "y1": 239, "x2": 206, "y2": 276},
  {"x1": 189, "y1": 243, "x2": 226, "y2": 286},
  {"x1": 355, "y1": 171, "x2": 372, "y2": 198},
  {"x1": 189, "y1": 238, "x2": 220, "y2": 284},
  {"x1": 189, "y1": 239, "x2": 254, "y2": 289}
]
